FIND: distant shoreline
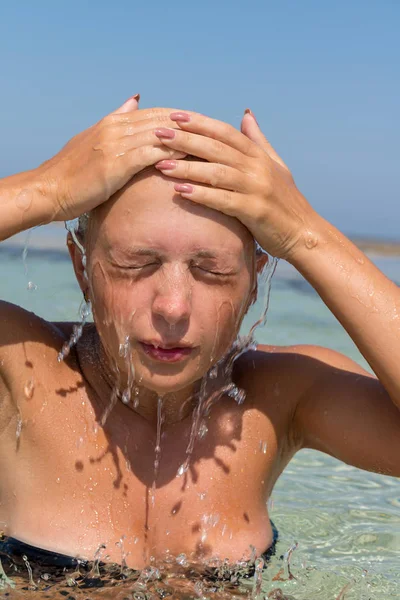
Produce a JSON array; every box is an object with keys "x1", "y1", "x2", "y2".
[
  {"x1": 2, "y1": 226, "x2": 400, "y2": 257},
  {"x1": 351, "y1": 238, "x2": 400, "y2": 257}
]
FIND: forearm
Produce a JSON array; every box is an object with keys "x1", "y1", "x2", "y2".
[
  {"x1": 289, "y1": 212, "x2": 400, "y2": 405},
  {"x1": 0, "y1": 169, "x2": 53, "y2": 242}
]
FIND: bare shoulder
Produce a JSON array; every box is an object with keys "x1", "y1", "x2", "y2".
[
  {"x1": 0, "y1": 300, "x2": 69, "y2": 351},
  {"x1": 257, "y1": 343, "x2": 373, "y2": 377},
  {"x1": 235, "y1": 341, "x2": 369, "y2": 391},
  {"x1": 233, "y1": 343, "x2": 373, "y2": 443},
  {"x1": 0, "y1": 300, "x2": 72, "y2": 388}
]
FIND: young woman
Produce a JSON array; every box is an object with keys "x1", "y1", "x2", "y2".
[{"x1": 0, "y1": 96, "x2": 399, "y2": 571}]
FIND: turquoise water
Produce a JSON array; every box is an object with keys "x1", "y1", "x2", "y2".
[{"x1": 1, "y1": 227, "x2": 400, "y2": 598}]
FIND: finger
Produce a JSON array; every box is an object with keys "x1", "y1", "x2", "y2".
[
  {"x1": 116, "y1": 114, "x2": 187, "y2": 136},
  {"x1": 168, "y1": 111, "x2": 260, "y2": 158},
  {"x1": 118, "y1": 128, "x2": 190, "y2": 151},
  {"x1": 172, "y1": 182, "x2": 246, "y2": 221},
  {"x1": 116, "y1": 146, "x2": 188, "y2": 181},
  {"x1": 154, "y1": 128, "x2": 249, "y2": 171},
  {"x1": 241, "y1": 110, "x2": 287, "y2": 169},
  {"x1": 113, "y1": 93, "x2": 141, "y2": 115},
  {"x1": 111, "y1": 107, "x2": 187, "y2": 125},
  {"x1": 155, "y1": 159, "x2": 247, "y2": 193}
]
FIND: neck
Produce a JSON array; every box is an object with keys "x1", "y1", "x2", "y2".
[{"x1": 77, "y1": 325, "x2": 200, "y2": 426}]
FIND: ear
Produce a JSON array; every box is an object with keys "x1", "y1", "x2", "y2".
[
  {"x1": 248, "y1": 251, "x2": 269, "y2": 307},
  {"x1": 67, "y1": 234, "x2": 89, "y2": 301}
]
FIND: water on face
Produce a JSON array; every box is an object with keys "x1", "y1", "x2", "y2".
[{"x1": 1, "y1": 226, "x2": 400, "y2": 598}]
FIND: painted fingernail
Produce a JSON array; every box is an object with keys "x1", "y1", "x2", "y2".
[
  {"x1": 170, "y1": 112, "x2": 191, "y2": 123},
  {"x1": 155, "y1": 160, "x2": 177, "y2": 170},
  {"x1": 133, "y1": 93, "x2": 140, "y2": 101},
  {"x1": 174, "y1": 183, "x2": 194, "y2": 194},
  {"x1": 245, "y1": 108, "x2": 259, "y2": 125},
  {"x1": 155, "y1": 128, "x2": 176, "y2": 139}
]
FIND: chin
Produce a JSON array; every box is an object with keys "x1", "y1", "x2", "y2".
[{"x1": 135, "y1": 366, "x2": 205, "y2": 396}]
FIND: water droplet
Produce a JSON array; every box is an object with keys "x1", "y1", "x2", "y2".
[
  {"x1": 27, "y1": 281, "x2": 37, "y2": 291},
  {"x1": 194, "y1": 581, "x2": 204, "y2": 596},
  {"x1": 228, "y1": 385, "x2": 246, "y2": 404},
  {"x1": 305, "y1": 234, "x2": 318, "y2": 249},
  {"x1": 177, "y1": 462, "x2": 188, "y2": 477},
  {"x1": 121, "y1": 388, "x2": 131, "y2": 404},
  {"x1": 259, "y1": 440, "x2": 268, "y2": 454},
  {"x1": 16, "y1": 417, "x2": 22, "y2": 440},
  {"x1": 209, "y1": 364, "x2": 218, "y2": 379},
  {"x1": 119, "y1": 336, "x2": 130, "y2": 358},
  {"x1": 176, "y1": 553, "x2": 188, "y2": 566},
  {"x1": 24, "y1": 379, "x2": 34, "y2": 399},
  {"x1": 80, "y1": 300, "x2": 91, "y2": 320},
  {"x1": 198, "y1": 421, "x2": 208, "y2": 439}
]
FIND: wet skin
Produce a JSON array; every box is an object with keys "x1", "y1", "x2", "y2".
[{"x1": 0, "y1": 169, "x2": 397, "y2": 569}]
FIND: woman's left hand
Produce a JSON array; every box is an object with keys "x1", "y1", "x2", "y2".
[{"x1": 153, "y1": 110, "x2": 318, "y2": 260}]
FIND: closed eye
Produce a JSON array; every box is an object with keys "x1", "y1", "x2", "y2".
[
  {"x1": 111, "y1": 262, "x2": 159, "y2": 271},
  {"x1": 193, "y1": 266, "x2": 233, "y2": 277}
]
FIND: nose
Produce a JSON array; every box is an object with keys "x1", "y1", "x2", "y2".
[{"x1": 152, "y1": 265, "x2": 192, "y2": 326}]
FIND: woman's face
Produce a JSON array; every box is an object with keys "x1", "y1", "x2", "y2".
[{"x1": 84, "y1": 169, "x2": 255, "y2": 395}]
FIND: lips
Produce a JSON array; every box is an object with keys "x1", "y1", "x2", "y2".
[{"x1": 139, "y1": 342, "x2": 194, "y2": 363}]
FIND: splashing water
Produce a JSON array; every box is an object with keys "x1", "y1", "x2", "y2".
[
  {"x1": 22, "y1": 555, "x2": 36, "y2": 590},
  {"x1": 151, "y1": 397, "x2": 164, "y2": 507},
  {"x1": 100, "y1": 386, "x2": 119, "y2": 427},
  {"x1": 55, "y1": 218, "x2": 93, "y2": 363},
  {"x1": 57, "y1": 299, "x2": 91, "y2": 362},
  {"x1": 22, "y1": 229, "x2": 38, "y2": 292},
  {"x1": 252, "y1": 556, "x2": 265, "y2": 599},
  {"x1": 65, "y1": 218, "x2": 85, "y2": 256}
]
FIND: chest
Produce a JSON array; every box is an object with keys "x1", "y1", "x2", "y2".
[{"x1": 2, "y1": 370, "x2": 282, "y2": 566}]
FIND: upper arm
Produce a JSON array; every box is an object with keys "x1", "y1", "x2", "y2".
[{"x1": 291, "y1": 345, "x2": 400, "y2": 478}]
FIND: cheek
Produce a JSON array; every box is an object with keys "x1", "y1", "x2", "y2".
[{"x1": 196, "y1": 285, "x2": 250, "y2": 358}]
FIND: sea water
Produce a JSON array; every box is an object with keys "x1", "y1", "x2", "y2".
[{"x1": 0, "y1": 226, "x2": 400, "y2": 598}]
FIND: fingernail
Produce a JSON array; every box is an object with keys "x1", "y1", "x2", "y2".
[
  {"x1": 155, "y1": 128, "x2": 176, "y2": 139},
  {"x1": 245, "y1": 108, "x2": 258, "y2": 125},
  {"x1": 170, "y1": 112, "x2": 191, "y2": 123},
  {"x1": 174, "y1": 183, "x2": 193, "y2": 194},
  {"x1": 133, "y1": 93, "x2": 140, "y2": 101},
  {"x1": 155, "y1": 160, "x2": 177, "y2": 170}
]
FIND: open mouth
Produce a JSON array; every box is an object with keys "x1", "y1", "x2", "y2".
[{"x1": 139, "y1": 342, "x2": 194, "y2": 363}]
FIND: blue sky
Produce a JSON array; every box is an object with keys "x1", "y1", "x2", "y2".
[{"x1": 0, "y1": 0, "x2": 399, "y2": 239}]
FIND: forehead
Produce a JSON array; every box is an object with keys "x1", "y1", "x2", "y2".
[{"x1": 92, "y1": 170, "x2": 253, "y2": 257}]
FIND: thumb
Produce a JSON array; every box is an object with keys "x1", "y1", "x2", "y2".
[
  {"x1": 113, "y1": 93, "x2": 140, "y2": 115},
  {"x1": 241, "y1": 109, "x2": 286, "y2": 168}
]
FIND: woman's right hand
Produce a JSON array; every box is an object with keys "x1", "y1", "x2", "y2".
[{"x1": 38, "y1": 95, "x2": 187, "y2": 222}]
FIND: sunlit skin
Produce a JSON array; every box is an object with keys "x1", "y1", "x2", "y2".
[{"x1": 0, "y1": 102, "x2": 400, "y2": 575}]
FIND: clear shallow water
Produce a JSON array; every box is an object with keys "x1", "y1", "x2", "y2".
[{"x1": 1, "y1": 228, "x2": 400, "y2": 598}]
